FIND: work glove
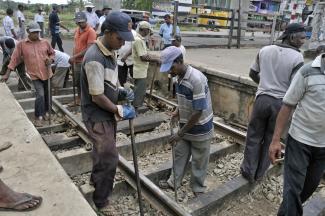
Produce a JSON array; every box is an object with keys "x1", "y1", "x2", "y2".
[
  {"x1": 115, "y1": 104, "x2": 136, "y2": 121},
  {"x1": 118, "y1": 87, "x2": 134, "y2": 102}
]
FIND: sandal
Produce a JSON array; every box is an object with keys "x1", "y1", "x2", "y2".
[{"x1": 0, "y1": 193, "x2": 42, "y2": 212}]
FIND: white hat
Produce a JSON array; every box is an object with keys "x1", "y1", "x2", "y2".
[{"x1": 85, "y1": 2, "x2": 95, "y2": 8}]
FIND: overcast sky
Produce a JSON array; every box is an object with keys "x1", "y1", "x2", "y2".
[{"x1": 12, "y1": 0, "x2": 68, "y2": 4}]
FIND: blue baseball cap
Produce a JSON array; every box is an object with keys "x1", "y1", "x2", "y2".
[
  {"x1": 160, "y1": 46, "x2": 182, "y2": 72},
  {"x1": 104, "y1": 11, "x2": 134, "y2": 41}
]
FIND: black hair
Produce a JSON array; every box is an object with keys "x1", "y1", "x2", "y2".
[
  {"x1": 5, "y1": 38, "x2": 15, "y2": 49},
  {"x1": 18, "y1": 4, "x2": 23, "y2": 10},
  {"x1": 173, "y1": 53, "x2": 184, "y2": 64},
  {"x1": 164, "y1": 14, "x2": 171, "y2": 19},
  {"x1": 100, "y1": 20, "x2": 115, "y2": 35},
  {"x1": 316, "y1": 45, "x2": 325, "y2": 55},
  {"x1": 6, "y1": 8, "x2": 13, "y2": 15},
  {"x1": 95, "y1": 10, "x2": 102, "y2": 18}
]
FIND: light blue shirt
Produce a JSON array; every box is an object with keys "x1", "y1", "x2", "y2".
[{"x1": 159, "y1": 23, "x2": 180, "y2": 45}]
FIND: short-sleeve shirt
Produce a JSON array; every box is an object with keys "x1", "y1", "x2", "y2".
[
  {"x1": 74, "y1": 25, "x2": 97, "y2": 63},
  {"x1": 85, "y1": 11, "x2": 99, "y2": 29},
  {"x1": 176, "y1": 66, "x2": 214, "y2": 141},
  {"x1": 34, "y1": 14, "x2": 44, "y2": 23},
  {"x1": 80, "y1": 39, "x2": 119, "y2": 122},
  {"x1": 54, "y1": 50, "x2": 70, "y2": 68},
  {"x1": 159, "y1": 23, "x2": 180, "y2": 45},
  {"x1": 49, "y1": 11, "x2": 60, "y2": 34},
  {"x1": 132, "y1": 32, "x2": 149, "y2": 79},
  {"x1": 251, "y1": 44, "x2": 304, "y2": 99},
  {"x1": 16, "y1": 10, "x2": 25, "y2": 22},
  {"x1": 3, "y1": 16, "x2": 15, "y2": 37},
  {"x1": 283, "y1": 55, "x2": 325, "y2": 148}
]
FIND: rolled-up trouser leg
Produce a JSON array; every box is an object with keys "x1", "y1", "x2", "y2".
[
  {"x1": 84, "y1": 120, "x2": 118, "y2": 209},
  {"x1": 133, "y1": 78, "x2": 147, "y2": 108},
  {"x1": 167, "y1": 139, "x2": 191, "y2": 189}
]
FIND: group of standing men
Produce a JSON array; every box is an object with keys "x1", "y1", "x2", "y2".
[
  {"x1": 1, "y1": 5, "x2": 322, "y2": 216},
  {"x1": 241, "y1": 23, "x2": 325, "y2": 216},
  {"x1": 3, "y1": 4, "x2": 26, "y2": 40}
]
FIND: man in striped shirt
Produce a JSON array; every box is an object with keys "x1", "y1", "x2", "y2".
[{"x1": 159, "y1": 46, "x2": 214, "y2": 196}]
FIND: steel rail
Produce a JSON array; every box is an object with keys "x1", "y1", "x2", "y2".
[
  {"x1": 51, "y1": 98, "x2": 191, "y2": 216},
  {"x1": 145, "y1": 90, "x2": 247, "y2": 144}
]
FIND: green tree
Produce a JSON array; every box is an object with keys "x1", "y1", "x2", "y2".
[{"x1": 122, "y1": 0, "x2": 152, "y2": 12}]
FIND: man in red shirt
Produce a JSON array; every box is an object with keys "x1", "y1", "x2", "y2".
[
  {"x1": 1, "y1": 22, "x2": 54, "y2": 127},
  {"x1": 69, "y1": 12, "x2": 97, "y2": 106}
]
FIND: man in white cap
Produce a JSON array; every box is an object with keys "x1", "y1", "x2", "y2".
[
  {"x1": 158, "y1": 46, "x2": 214, "y2": 197},
  {"x1": 132, "y1": 21, "x2": 160, "y2": 109},
  {"x1": 1, "y1": 22, "x2": 55, "y2": 127},
  {"x1": 84, "y1": 2, "x2": 99, "y2": 31}
]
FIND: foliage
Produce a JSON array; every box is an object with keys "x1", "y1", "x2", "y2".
[{"x1": 122, "y1": 0, "x2": 152, "y2": 12}]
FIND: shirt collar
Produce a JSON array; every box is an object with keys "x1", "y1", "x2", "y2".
[
  {"x1": 136, "y1": 32, "x2": 145, "y2": 40},
  {"x1": 26, "y1": 37, "x2": 41, "y2": 43},
  {"x1": 96, "y1": 38, "x2": 114, "y2": 57},
  {"x1": 311, "y1": 54, "x2": 325, "y2": 68},
  {"x1": 183, "y1": 65, "x2": 192, "y2": 80}
]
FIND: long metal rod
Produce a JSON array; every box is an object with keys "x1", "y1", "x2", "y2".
[
  {"x1": 129, "y1": 118, "x2": 144, "y2": 215},
  {"x1": 72, "y1": 64, "x2": 76, "y2": 106},
  {"x1": 170, "y1": 121, "x2": 178, "y2": 202},
  {"x1": 48, "y1": 79, "x2": 51, "y2": 125}
]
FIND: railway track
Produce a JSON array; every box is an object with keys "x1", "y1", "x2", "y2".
[{"x1": 11, "y1": 86, "x2": 325, "y2": 216}]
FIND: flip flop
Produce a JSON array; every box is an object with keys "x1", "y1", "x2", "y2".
[
  {"x1": 0, "y1": 142, "x2": 12, "y2": 152},
  {"x1": 0, "y1": 193, "x2": 42, "y2": 212}
]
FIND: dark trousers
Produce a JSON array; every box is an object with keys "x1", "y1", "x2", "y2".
[
  {"x1": 32, "y1": 79, "x2": 50, "y2": 118},
  {"x1": 133, "y1": 78, "x2": 147, "y2": 108},
  {"x1": 241, "y1": 94, "x2": 282, "y2": 181},
  {"x1": 1, "y1": 56, "x2": 31, "y2": 90},
  {"x1": 51, "y1": 33, "x2": 64, "y2": 52},
  {"x1": 37, "y1": 22, "x2": 44, "y2": 38},
  {"x1": 84, "y1": 120, "x2": 119, "y2": 208},
  {"x1": 118, "y1": 64, "x2": 133, "y2": 86},
  {"x1": 277, "y1": 135, "x2": 325, "y2": 216}
]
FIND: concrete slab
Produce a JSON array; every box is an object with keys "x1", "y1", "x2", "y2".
[{"x1": 0, "y1": 83, "x2": 96, "y2": 216}]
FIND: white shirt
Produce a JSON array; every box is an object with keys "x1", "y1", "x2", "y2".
[
  {"x1": 179, "y1": 45, "x2": 186, "y2": 60},
  {"x1": 54, "y1": 50, "x2": 70, "y2": 68},
  {"x1": 85, "y1": 11, "x2": 99, "y2": 29},
  {"x1": 16, "y1": 10, "x2": 25, "y2": 22},
  {"x1": 99, "y1": 15, "x2": 106, "y2": 25},
  {"x1": 34, "y1": 14, "x2": 44, "y2": 23},
  {"x1": 117, "y1": 30, "x2": 137, "y2": 66},
  {"x1": 3, "y1": 16, "x2": 15, "y2": 37}
]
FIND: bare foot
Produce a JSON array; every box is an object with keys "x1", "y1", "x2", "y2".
[{"x1": 0, "y1": 179, "x2": 42, "y2": 211}]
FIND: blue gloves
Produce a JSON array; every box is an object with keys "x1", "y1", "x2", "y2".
[
  {"x1": 116, "y1": 105, "x2": 136, "y2": 120},
  {"x1": 118, "y1": 87, "x2": 134, "y2": 102}
]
